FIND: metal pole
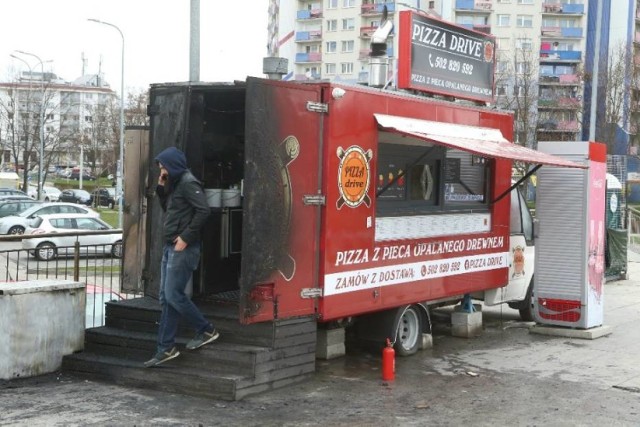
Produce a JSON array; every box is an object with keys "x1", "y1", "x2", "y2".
[
  {"x1": 189, "y1": 0, "x2": 200, "y2": 81},
  {"x1": 589, "y1": 0, "x2": 603, "y2": 141},
  {"x1": 15, "y1": 50, "x2": 46, "y2": 200},
  {"x1": 88, "y1": 18, "x2": 125, "y2": 229}
]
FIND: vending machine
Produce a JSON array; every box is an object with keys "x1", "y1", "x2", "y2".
[{"x1": 534, "y1": 141, "x2": 606, "y2": 328}]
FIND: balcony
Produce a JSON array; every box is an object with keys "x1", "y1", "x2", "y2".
[
  {"x1": 358, "y1": 47, "x2": 395, "y2": 60},
  {"x1": 541, "y1": 26, "x2": 582, "y2": 38},
  {"x1": 295, "y1": 52, "x2": 322, "y2": 63},
  {"x1": 542, "y1": 3, "x2": 584, "y2": 14},
  {"x1": 539, "y1": 49, "x2": 581, "y2": 62},
  {"x1": 360, "y1": 25, "x2": 378, "y2": 38},
  {"x1": 538, "y1": 97, "x2": 581, "y2": 109},
  {"x1": 539, "y1": 74, "x2": 579, "y2": 85},
  {"x1": 294, "y1": 73, "x2": 321, "y2": 81},
  {"x1": 296, "y1": 9, "x2": 323, "y2": 20},
  {"x1": 455, "y1": 0, "x2": 492, "y2": 12},
  {"x1": 537, "y1": 120, "x2": 580, "y2": 132},
  {"x1": 361, "y1": 2, "x2": 395, "y2": 16},
  {"x1": 459, "y1": 23, "x2": 491, "y2": 34},
  {"x1": 295, "y1": 30, "x2": 322, "y2": 42}
]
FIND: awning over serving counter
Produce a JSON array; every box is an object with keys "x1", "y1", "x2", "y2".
[{"x1": 374, "y1": 114, "x2": 587, "y2": 169}]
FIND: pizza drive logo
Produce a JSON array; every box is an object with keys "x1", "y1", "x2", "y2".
[{"x1": 336, "y1": 145, "x2": 372, "y2": 209}]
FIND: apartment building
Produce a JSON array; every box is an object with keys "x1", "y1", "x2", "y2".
[
  {"x1": 0, "y1": 72, "x2": 117, "y2": 172},
  {"x1": 277, "y1": 0, "x2": 640, "y2": 156}
]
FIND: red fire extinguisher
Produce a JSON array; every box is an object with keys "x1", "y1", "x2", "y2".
[{"x1": 382, "y1": 338, "x2": 395, "y2": 381}]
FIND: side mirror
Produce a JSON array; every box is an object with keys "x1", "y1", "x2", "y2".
[{"x1": 533, "y1": 218, "x2": 540, "y2": 239}]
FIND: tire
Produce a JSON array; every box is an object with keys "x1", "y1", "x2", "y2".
[
  {"x1": 111, "y1": 240, "x2": 123, "y2": 258},
  {"x1": 108, "y1": 201, "x2": 115, "y2": 209},
  {"x1": 394, "y1": 305, "x2": 422, "y2": 356},
  {"x1": 519, "y1": 279, "x2": 535, "y2": 322},
  {"x1": 35, "y1": 242, "x2": 56, "y2": 261},
  {"x1": 8, "y1": 225, "x2": 25, "y2": 235}
]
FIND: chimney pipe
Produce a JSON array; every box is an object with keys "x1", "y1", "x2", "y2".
[{"x1": 368, "y1": 6, "x2": 394, "y2": 87}]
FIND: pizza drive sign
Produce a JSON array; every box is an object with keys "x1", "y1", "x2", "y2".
[{"x1": 397, "y1": 11, "x2": 496, "y2": 103}]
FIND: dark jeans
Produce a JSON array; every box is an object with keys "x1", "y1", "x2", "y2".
[{"x1": 157, "y1": 242, "x2": 211, "y2": 353}]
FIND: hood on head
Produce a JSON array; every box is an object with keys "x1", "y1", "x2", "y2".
[{"x1": 155, "y1": 147, "x2": 187, "y2": 178}]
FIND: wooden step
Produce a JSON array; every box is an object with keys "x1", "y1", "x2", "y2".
[
  {"x1": 104, "y1": 297, "x2": 317, "y2": 348},
  {"x1": 83, "y1": 327, "x2": 266, "y2": 376},
  {"x1": 63, "y1": 348, "x2": 316, "y2": 401}
]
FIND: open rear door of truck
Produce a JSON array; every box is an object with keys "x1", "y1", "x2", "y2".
[{"x1": 241, "y1": 78, "x2": 324, "y2": 324}]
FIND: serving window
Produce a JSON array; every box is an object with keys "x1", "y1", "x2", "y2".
[{"x1": 376, "y1": 135, "x2": 489, "y2": 216}]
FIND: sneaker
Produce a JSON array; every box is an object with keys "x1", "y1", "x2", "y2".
[
  {"x1": 143, "y1": 347, "x2": 180, "y2": 368},
  {"x1": 186, "y1": 329, "x2": 220, "y2": 350}
]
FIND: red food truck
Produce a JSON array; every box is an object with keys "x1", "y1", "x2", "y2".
[{"x1": 134, "y1": 76, "x2": 581, "y2": 358}]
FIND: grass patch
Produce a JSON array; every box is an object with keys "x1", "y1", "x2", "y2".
[{"x1": 96, "y1": 209, "x2": 119, "y2": 228}]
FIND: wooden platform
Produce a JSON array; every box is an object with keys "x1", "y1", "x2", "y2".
[{"x1": 62, "y1": 296, "x2": 317, "y2": 400}]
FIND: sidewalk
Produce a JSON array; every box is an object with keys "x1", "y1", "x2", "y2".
[{"x1": 2, "y1": 258, "x2": 640, "y2": 426}]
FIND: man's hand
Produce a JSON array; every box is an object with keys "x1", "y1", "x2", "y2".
[{"x1": 173, "y1": 236, "x2": 188, "y2": 251}]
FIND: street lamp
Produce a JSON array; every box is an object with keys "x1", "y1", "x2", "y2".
[
  {"x1": 88, "y1": 18, "x2": 125, "y2": 229},
  {"x1": 14, "y1": 50, "x2": 48, "y2": 200}
]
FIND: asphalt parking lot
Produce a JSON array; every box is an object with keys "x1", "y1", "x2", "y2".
[{"x1": 3, "y1": 258, "x2": 640, "y2": 426}]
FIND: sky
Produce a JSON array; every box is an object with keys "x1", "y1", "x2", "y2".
[{"x1": 0, "y1": 0, "x2": 270, "y2": 94}]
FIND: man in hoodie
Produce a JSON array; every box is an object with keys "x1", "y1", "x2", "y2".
[{"x1": 144, "y1": 146, "x2": 218, "y2": 368}]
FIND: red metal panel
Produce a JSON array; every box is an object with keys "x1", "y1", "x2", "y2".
[
  {"x1": 241, "y1": 79, "x2": 323, "y2": 323},
  {"x1": 317, "y1": 84, "x2": 514, "y2": 321}
]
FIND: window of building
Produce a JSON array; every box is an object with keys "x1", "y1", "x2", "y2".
[
  {"x1": 46, "y1": 113, "x2": 54, "y2": 120},
  {"x1": 516, "y1": 62, "x2": 530, "y2": 74},
  {"x1": 327, "y1": 0, "x2": 338, "y2": 9},
  {"x1": 497, "y1": 85, "x2": 508, "y2": 96},
  {"x1": 342, "y1": 0, "x2": 355, "y2": 7},
  {"x1": 325, "y1": 63, "x2": 336, "y2": 74},
  {"x1": 517, "y1": 0, "x2": 533, "y2": 4},
  {"x1": 456, "y1": 15, "x2": 474, "y2": 26},
  {"x1": 305, "y1": 44, "x2": 320, "y2": 53},
  {"x1": 341, "y1": 40, "x2": 354, "y2": 53},
  {"x1": 342, "y1": 18, "x2": 355, "y2": 30},
  {"x1": 429, "y1": 1, "x2": 435, "y2": 8},
  {"x1": 85, "y1": 115, "x2": 92, "y2": 122},
  {"x1": 496, "y1": 61, "x2": 509, "y2": 73},
  {"x1": 326, "y1": 41, "x2": 337, "y2": 53},
  {"x1": 497, "y1": 14, "x2": 510, "y2": 27},
  {"x1": 516, "y1": 15, "x2": 533, "y2": 28},
  {"x1": 327, "y1": 19, "x2": 337, "y2": 32},
  {"x1": 341, "y1": 62, "x2": 354, "y2": 74},
  {"x1": 516, "y1": 38, "x2": 532, "y2": 50},
  {"x1": 497, "y1": 0, "x2": 511, "y2": 3}
]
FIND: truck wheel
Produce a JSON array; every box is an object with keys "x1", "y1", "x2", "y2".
[
  {"x1": 394, "y1": 305, "x2": 422, "y2": 356},
  {"x1": 519, "y1": 279, "x2": 534, "y2": 322}
]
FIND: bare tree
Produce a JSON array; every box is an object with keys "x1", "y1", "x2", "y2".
[
  {"x1": 125, "y1": 88, "x2": 149, "y2": 127},
  {"x1": 494, "y1": 38, "x2": 541, "y2": 178},
  {"x1": 593, "y1": 41, "x2": 635, "y2": 154}
]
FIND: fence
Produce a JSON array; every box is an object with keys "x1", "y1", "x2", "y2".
[
  {"x1": 0, "y1": 231, "x2": 142, "y2": 328},
  {"x1": 629, "y1": 207, "x2": 640, "y2": 255}
]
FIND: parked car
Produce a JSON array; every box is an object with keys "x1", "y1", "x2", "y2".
[
  {"x1": 0, "y1": 199, "x2": 43, "y2": 218},
  {"x1": 70, "y1": 171, "x2": 96, "y2": 181},
  {"x1": 0, "y1": 188, "x2": 29, "y2": 197},
  {"x1": 23, "y1": 213, "x2": 123, "y2": 261},
  {"x1": 91, "y1": 188, "x2": 116, "y2": 209},
  {"x1": 59, "y1": 189, "x2": 92, "y2": 205},
  {"x1": 0, "y1": 202, "x2": 97, "y2": 235},
  {"x1": 28, "y1": 185, "x2": 62, "y2": 202}
]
